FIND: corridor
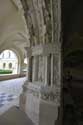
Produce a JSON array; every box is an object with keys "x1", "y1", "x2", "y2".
[{"x1": 0, "y1": 77, "x2": 26, "y2": 115}]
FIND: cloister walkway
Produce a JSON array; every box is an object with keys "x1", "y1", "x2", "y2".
[{"x1": 0, "y1": 77, "x2": 26, "y2": 115}]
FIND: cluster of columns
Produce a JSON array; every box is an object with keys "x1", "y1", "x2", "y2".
[
  {"x1": 19, "y1": 0, "x2": 61, "y2": 124},
  {"x1": 24, "y1": 46, "x2": 60, "y2": 88},
  {"x1": 25, "y1": 55, "x2": 39, "y2": 83},
  {"x1": 20, "y1": 45, "x2": 61, "y2": 125}
]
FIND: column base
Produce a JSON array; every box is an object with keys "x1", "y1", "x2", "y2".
[{"x1": 20, "y1": 82, "x2": 60, "y2": 125}]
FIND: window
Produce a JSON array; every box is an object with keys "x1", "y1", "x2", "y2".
[
  {"x1": 9, "y1": 63, "x2": 12, "y2": 69},
  {"x1": 3, "y1": 63, "x2": 6, "y2": 68}
]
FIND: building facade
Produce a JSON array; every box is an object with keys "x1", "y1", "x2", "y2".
[{"x1": 0, "y1": 50, "x2": 18, "y2": 74}]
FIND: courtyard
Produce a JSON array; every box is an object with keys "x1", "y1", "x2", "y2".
[{"x1": 0, "y1": 77, "x2": 26, "y2": 115}]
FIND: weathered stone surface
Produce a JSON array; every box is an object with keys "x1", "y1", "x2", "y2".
[
  {"x1": 20, "y1": 0, "x2": 61, "y2": 125},
  {"x1": 21, "y1": 82, "x2": 60, "y2": 125}
]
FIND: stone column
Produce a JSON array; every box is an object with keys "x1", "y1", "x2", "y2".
[
  {"x1": 17, "y1": 59, "x2": 24, "y2": 75},
  {"x1": 44, "y1": 55, "x2": 51, "y2": 85},
  {"x1": 51, "y1": 0, "x2": 61, "y2": 86},
  {"x1": 20, "y1": 47, "x2": 32, "y2": 111},
  {"x1": 53, "y1": 53, "x2": 61, "y2": 86},
  {"x1": 27, "y1": 57, "x2": 33, "y2": 82},
  {"x1": 24, "y1": 47, "x2": 32, "y2": 84},
  {"x1": 19, "y1": 61, "x2": 25, "y2": 75},
  {"x1": 32, "y1": 56, "x2": 39, "y2": 81},
  {"x1": 51, "y1": 0, "x2": 61, "y2": 124},
  {"x1": 51, "y1": 54, "x2": 54, "y2": 87}
]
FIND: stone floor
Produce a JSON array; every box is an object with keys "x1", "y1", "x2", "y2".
[
  {"x1": 0, "y1": 106, "x2": 34, "y2": 125},
  {"x1": 0, "y1": 77, "x2": 26, "y2": 115}
]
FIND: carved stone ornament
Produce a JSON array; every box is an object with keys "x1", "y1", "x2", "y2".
[
  {"x1": 24, "y1": 82, "x2": 60, "y2": 106},
  {"x1": 25, "y1": 43, "x2": 59, "y2": 57},
  {"x1": 40, "y1": 85, "x2": 60, "y2": 105}
]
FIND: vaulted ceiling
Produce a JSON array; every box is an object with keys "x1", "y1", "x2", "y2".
[{"x1": 0, "y1": 0, "x2": 29, "y2": 58}]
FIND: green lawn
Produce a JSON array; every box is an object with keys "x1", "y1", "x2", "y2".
[{"x1": 0, "y1": 69, "x2": 12, "y2": 74}]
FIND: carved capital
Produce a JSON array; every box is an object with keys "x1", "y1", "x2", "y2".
[{"x1": 31, "y1": 43, "x2": 59, "y2": 56}]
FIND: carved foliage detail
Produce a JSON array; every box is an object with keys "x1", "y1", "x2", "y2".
[{"x1": 42, "y1": 0, "x2": 52, "y2": 43}]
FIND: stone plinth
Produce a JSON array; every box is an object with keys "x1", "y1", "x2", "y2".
[{"x1": 20, "y1": 82, "x2": 60, "y2": 125}]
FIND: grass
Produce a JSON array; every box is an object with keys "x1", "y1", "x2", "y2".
[{"x1": 0, "y1": 69, "x2": 12, "y2": 74}]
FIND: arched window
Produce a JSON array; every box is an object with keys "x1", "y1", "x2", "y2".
[
  {"x1": 3, "y1": 63, "x2": 6, "y2": 68},
  {"x1": 9, "y1": 63, "x2": 12, "y2": 69},
  {"x1": 0, "y1": 50, "x2": 19, "y2": 74}
]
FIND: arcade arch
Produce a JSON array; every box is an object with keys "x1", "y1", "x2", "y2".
[{"x1": 0, "y1": 49, "x2": 18, "y2": 74}]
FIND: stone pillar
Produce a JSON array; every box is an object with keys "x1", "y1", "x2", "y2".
[
  {"x1": 24, "y1": 47, "x2": 32, "y2": 83},
  {"x1": 20, "y1": 47, "x2": 32, "y2": 111},
  {"x1": 32, "y1": 56, "x2": 39, "y2": 81},
  {"x1": 17, "y1": 60, "x2": 23, "y2": 75},
  {"x1": 44, "y1": 55, "x2": 51, "y2": 85},
  {"x1": 51, "y1": 0, "x2": 61, "y2": 124},
  {"x1": 27, "y1": 57, "x2": 33, "y2": 82},
  {"x1": 20, "y1": 0, "x2": 61, "y2": 124},
  {"x1": 51, "y1": 54, "x2": 54, "y2": 87},
  {"x1": 19, "y1": 62, "x2": 25, "y2": 75},
  {"x1": 53, "y1": 53, "x2": 61, "y2": 86}
]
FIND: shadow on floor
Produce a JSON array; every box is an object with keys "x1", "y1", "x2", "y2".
[{"x1": 0, "y1": 106, "x2": 34, "y2": 125}]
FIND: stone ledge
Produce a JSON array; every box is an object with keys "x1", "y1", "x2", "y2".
[
  {"x1": 0, "y1": 74, "x2": 26, "y2": 81},
  {"x1": 32, "y1": 43, "x2": 59, "y2": 56},
  {"x1": 23, "y1": 82, "x2": 60, "y2": 105},
  {"x1": 26, "y1": 43, "x2": 59, "y2": 57}
]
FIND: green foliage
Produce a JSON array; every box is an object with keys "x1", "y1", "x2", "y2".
[{"x1": 0, "y1": 69, "x2": 12, "y2": 74}]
